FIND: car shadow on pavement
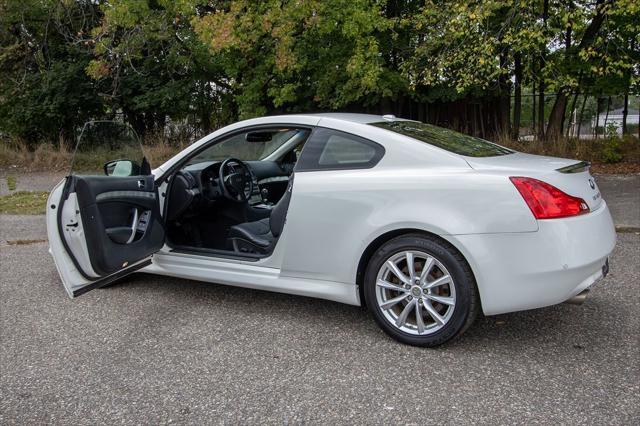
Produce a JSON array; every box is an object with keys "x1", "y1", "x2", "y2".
[{"x1": 106, "y1": 272, "x2": 615, "y2": 353}]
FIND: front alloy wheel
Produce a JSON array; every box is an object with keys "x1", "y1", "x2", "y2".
[{"x1": 364, "y1": 234, "x2": 478, "y2": 347}]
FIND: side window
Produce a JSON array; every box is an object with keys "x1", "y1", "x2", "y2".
[
  {"x1": 296, "y1": 128, "x2": 385, "y2": 171},
  {"x1": 71, "y1": 121, "x2": 148, "y2": 176}
]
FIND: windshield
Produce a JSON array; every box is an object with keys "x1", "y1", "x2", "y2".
[
  {"x1": 188, "y1": 128, "x2": 304, "y2": 164},
  {"x1": 371, "y1": 121, "x2": 513, "y2": 157}
]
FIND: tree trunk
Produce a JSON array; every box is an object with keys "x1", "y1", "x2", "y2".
[
  {"x1": 577, "y1": 95, "x2": 588, "y2": 139},
  {"x1": 622, "y1": 92, "x2": 629, "y2": 135},
  {"x1": 124, "y1": 109, "x2": 146, "y2": 139},
  {"x1": 594, "y1": 97, "x2": 602, "y2": 139},
  {"x1": 532, "y1": 81, "x2": 537, "y2": 137},
  {"x1": 545, "y1": 0, "x2": 610, "y2": 140},
  {"x1": 512, "y1": 53, "x2": 522, "y2": 140},
  {"x1": 566, "y1": 90, "x2": 580, "y2": 137},
  {"x1": 563, "y1": 73, "x2": 582, "y2": 136},
  {"x1": 462, "y1": 101, "x2": 469, "y2": 134},
  {"x1": 538, "y1": 77, "x2": 545, "y2": 140},
  {"x1": 470, "y1": 103, "x2": 477, "y2": 136},
  {"x1": 478, "y1": 103, "x2": 485, "y2": 139},
  {"x1": 497, "y1": 52, "x2": 511, "y2": 137},
  {"x1": 538, "y1": 0, "x2": 549, "y2": 140},
  {"x1": 546, "y1": 91, "x2": 569, "y2": 140},
  {"x1": 603, "y1": 96, "x2": 611, "y2": 135},
  {"x1": 547, "y1": 0, "x2": 574, "y2": 140}
]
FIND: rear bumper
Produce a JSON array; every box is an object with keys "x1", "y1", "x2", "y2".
[{"x1": 450, "y1": 201, "x2": 616, "y2": 315}]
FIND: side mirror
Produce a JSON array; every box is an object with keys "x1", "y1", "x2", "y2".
[{"x1": 104, "y1": 159, "x2": 139, "y2": 176}]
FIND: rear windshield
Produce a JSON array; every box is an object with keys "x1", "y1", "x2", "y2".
[{"x1": 371, "y1": 121, "x2": 513, "y2": 157}]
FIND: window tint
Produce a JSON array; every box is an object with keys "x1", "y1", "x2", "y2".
[
  {"x1": 371, "y1": 121, "x2": 513, "y2": 157},
  {"x1": 296, "y1": 128, "x2": 385, "y2": 171},
  {"x1": 318, "y1": 133, "x2": 378, "y2": 165}
]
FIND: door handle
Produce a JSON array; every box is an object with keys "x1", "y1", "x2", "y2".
[
  {"x1": 137, "y1": 179, "x2": 146, "y2": 189},
  {"x1": 126, "y1": 208, "x2": 139, "y2": 244}
]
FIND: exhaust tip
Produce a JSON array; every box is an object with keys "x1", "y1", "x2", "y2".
[{"x1": 565, "y1": 289, "x2": 589, "y2": 305}]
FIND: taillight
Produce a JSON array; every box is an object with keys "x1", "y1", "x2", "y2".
[{"x1": 510, "y1": 177, "x2": 589, "y2": 219}]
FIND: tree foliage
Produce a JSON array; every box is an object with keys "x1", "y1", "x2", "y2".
[
  {"x1": 190, "y1": 0, "x2": 393, "y2": 117},
  {"x1": 0, "y1": 0, "x2": 104, "y2": 146},
  {"x1": 0, "y1": 0, "x2": 638, "y2": 145}
]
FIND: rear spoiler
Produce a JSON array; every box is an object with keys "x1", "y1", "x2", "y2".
[{"x1": 556, "y1": 161, "x2": 590, "y2": 174}]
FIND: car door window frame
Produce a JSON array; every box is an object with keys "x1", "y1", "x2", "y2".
[{"x1": 295, "y1": 127, "x2": 385, "y2": 172}]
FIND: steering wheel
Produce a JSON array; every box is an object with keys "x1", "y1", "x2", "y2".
[{"x1": 218, "y1": 158, "x2": 254, "y2": 203}]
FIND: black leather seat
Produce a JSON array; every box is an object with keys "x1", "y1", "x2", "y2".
[{"x1": 227, "y1": 177, "x2": 293, "y2": 255}]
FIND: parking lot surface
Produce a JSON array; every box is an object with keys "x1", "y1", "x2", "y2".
[
  {"x1": 594, "y1": 174, "x2": 640, "y2": 229},
  {"x1": 1, "y1": 221, "x2": 639, "y2": 424},
  {"x1": 1, "y1": 173, "x2": 639, "y2": 424}
]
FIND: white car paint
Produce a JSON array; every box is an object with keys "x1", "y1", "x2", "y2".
[{"x1": 47, "y1": 113, "x2": 616, "y2": 317}]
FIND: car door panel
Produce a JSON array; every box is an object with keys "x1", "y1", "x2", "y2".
[
  {"x1": 69, "y1": 175, "x2": 164, "y2": 277},
  {"x1": 49, "y1": 173, "x2": 165, "y2": 298},
  {"x1": 50, "y1": 184, "x2": 152, "y2": 298},
  {"x1": 74, "y1": 175, "x2": 155, "y2": 206}
]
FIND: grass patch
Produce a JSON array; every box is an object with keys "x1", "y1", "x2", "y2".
[
  {"x1": 6, "y1": 239, "x2": 47, "y2": 245},
  {"x1": 6, "y1": 176, "x2": 17, "y2": 191},
  {"x1": 615, "y1": 226, "x2": 640, "y2": 233},
  {"x1": 0, "y1": 191, "x2": 49, "y2": 214}
]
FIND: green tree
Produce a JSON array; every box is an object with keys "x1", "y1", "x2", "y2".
[
  {"x1": 86, "y1": 0, "x2": 233, "y2": 137},
  {"x1": 544, "y1": 0, "x2": 624, "y2": 139},
  {"x1": 2, "y1": 0, "x2": 638, "y2": 147},
  {"x1": 0, "y1": 0, "x2": 104, "y2": 147},
  {"x1": 190, "y1": 0, "x2": 392, "y2": 118}
]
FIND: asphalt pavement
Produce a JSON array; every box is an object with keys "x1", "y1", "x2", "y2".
[
  {"x1": 0, "y1": 174, "x2": 639, "y2": 424},
  {"x1": 594, "y1": 174, "x2": 640, "y2": 229}
]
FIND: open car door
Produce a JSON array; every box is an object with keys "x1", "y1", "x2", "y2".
[{"x1": 46, "y1": 121, "x2": 165, "y2": 297}]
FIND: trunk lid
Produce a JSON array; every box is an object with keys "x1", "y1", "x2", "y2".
[{"x1": 465, "y1": 153, "x2": 603, "y2": 211}]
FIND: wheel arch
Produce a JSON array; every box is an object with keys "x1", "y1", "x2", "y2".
[{"x1": 355, "y1": 228, "x2": 480, "y2": 310}]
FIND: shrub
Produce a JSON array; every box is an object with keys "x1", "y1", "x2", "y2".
[{"x1": 601, "y1": 138, "x2": 623, "y2": 163}]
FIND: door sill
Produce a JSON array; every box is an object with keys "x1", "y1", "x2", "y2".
[{"x1": 168, "y1": 244, "x2": 263, "y2": 262}]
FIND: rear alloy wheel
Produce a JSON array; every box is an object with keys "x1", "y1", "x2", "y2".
[{"x1": 364, "y1": 234, "x2": 478, "y2": 347}]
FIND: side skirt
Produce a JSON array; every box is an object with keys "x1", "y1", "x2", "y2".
[{"x1": 145, "y1": 251, "x2": 360, "y2": 306}]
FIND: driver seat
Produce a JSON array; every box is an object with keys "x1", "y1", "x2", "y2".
[{"x1": 227, "y1": 176, "x2": 294, "y2": 255}]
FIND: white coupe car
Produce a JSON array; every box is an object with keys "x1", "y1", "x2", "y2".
[{"x1": 47, "y1": 113, "x2": 616, "y2": 346}]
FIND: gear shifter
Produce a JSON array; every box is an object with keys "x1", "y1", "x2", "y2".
[{"x1": 261, "y1": 188, "x2": 269, "y2": 203}]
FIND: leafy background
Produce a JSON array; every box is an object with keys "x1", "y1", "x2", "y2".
[{"x1": 1, "y1": 0, "x2": 638, "y2": 149}]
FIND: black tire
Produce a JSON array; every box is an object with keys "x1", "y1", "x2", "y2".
[{"x1": 364, "y1": 233, "x2": 479, "y2": 347}]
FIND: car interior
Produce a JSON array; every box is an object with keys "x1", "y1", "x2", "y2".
[{"x1": 163, "y1": 127, "x2": 311, "y2": 259}]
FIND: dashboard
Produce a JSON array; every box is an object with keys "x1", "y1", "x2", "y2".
[{"x1": 166, "y1": 159, "x2": 293, "y2": 222}]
